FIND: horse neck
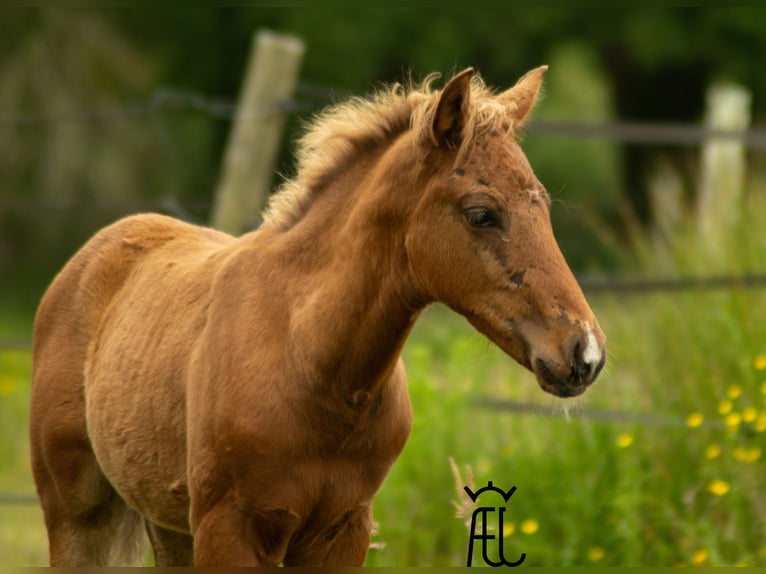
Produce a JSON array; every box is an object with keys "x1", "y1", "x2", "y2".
[{"x1": 264, "y1": 135, "x2": 426, "y2": 405}]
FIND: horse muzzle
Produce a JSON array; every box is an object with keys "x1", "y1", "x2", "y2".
[{"x1": 530, "y1": 325, "x2": 606, "y2": 398}]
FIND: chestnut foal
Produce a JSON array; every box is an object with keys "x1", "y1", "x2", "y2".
[{"x1": 30, "y1": 66, "x2": 605, "y2": 566}]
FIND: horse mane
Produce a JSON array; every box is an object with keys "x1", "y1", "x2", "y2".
[{"x1": 262, "y1": 71, "x2": 516, "y2": 232}]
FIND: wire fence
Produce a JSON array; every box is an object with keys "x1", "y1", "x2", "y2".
[
  {"x1": 528, "y1": 118, "x2": 766, "y2": 150},
  {"x1": 2, "y1": 271, "x2": 766, "y2": 353},
  {"x1": 0, "y1": 394, "x2": 744, "y2": 506},
  {"x1": 0, "y1": 394, "x2": 736, "y2": 507},
  {"x1": 0, "y1": 493, "x2": 38, "y2": 505},
  {"x1": 2, "y1": 83, "x2": 766, "y2": 146},
  {"x1": 2, "y1": 80, "x2": 766, "y2": 346},
  {"x1": 469, "y1": 396, "x2": 730, "y2": 429},
  {"x1": 2, "y1": 82, "x2": 765, "y2": 505},
  {"x1": 0, "y1": 83, "x2": 335, "y2": 127}
]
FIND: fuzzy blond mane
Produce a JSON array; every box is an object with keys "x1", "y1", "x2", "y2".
[{"x1": 261, "y1": 71, "x2": 517, "y2": 232}]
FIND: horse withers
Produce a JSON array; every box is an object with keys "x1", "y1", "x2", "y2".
[{"x1": 29, "y1": 66, "x2": 605, "y2": 566}]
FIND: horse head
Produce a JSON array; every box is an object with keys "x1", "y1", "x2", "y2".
[{"x1": 406, "y1": 67, "x2": 606, "y2": 397}]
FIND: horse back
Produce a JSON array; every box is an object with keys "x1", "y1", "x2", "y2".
[
  {"x1": 33, "y1": 213, "x2": 230, "y2": 362},
  {"x1": 30, "y1": 213, "x2": 233, "y2": 530}
]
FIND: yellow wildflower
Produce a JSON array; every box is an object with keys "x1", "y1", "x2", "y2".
[
  {"x1": 755, "y1": 354, "x2": 766, "y2": 370},
  {"x1": 733, "y1": 446, "x2": 748, "y2": 461},
  {"x1": 725, "y1": 412, "x2": 742, "y2": 428},
  {"x1": 502, "y1": 523, "x2": 515, "y2": 538},
  {"x1": 743, "y1": 407, "x2": 758, "y2": 423},
  {"x1": 705, "y1": 444, "x2": 721, "y2": 459},
  {"x1": 520, "y1": 520, "x2": 538, "y2": 535},
  {"x1": 727, "y1": 384, "x2": 742, "y2": 399},
  {"x1": 746, "y1": 447, "x2": 761, "y2": 462},
  {"x1": 718, "y1": 399, "x2": 733, "y2": 415},
  {"x1": 615, "y1": 433, "x2": 634, "y2": 448},
  {"x1": 587, "y1": 547, "x2": 605, "y2": 562},
  {"x1": 707, "y1": 479, "x2": 730, "y2": 496},
  {"x1": 0, "y1": 376, "x2": 15, "y2": 396},
  {"x1": 686, "y1": 413, "x2": 704, "y2": 428},
  {"x1": 691, "y1": 549, "x2": 708, "y2": 565},
  {"x1": 756, "y1": 412, "x2": 766, "y2": 433}
]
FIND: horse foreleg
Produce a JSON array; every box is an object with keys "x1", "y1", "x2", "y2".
[
  {"x1": 145, "y1": 521, "x2": 194, "y2": 566},
  {"x1": 320, "y1": 505, "x2": 373, "y2": 567},
  {"x1": 191, "y1": 495, "x2": 300, "y2": 566},
  {"x1": 283, "y1": 504, "x2": 373, "y2": 567}
]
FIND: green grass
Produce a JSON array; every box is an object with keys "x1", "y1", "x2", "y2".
[
  {"x1": 2, "y1": 194, "x2": 766, "y2": 566},
  {"x1": 0, "y1": 349, "x2": 47, "y2": 566},
  {"x1": 367, "y1": 293, "x2": 766, "y2": 567}
]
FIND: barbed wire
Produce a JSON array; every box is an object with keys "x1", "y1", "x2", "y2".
[
  {"x1": 469, "y1": 396, "x2": 729, "y2": 429},
  {"x1": 2, "y1": 82, "x2": 766, "y2": 148},
  {"x1": 0, "y1": 390, "x2": 742, "y2": 507},
  {"x1": 0, "y1": 83, "x2": 331, "y2": 128},
  {"x1": 0, "y1": 90, "x2": 224, "y2": 127},
  {"x1": 0, "y1": 339, "x2": 31, "y2": 350},
  {"x1": 0, "y1": 197, "x2": 211, "y2": 215},
  {"x1": 1, "y1": 271, "x2": 765, "y2": 353},
  {"x1": 2, "y1": 82, "x2": 764, "y2": 507},
  {"x1": 527, "y1": 119, "x2": 766, "y2": 150},
  {"x1": 577, "y1": 273, "x2": 766, "y2": 294},
  {"x1": 3, "y1": 80, "x2": 766, "y2": 355},
  {"x1": 0, "y1": 493, "x2": 37, "y2": 505}
]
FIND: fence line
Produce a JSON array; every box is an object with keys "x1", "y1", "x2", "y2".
[
  {"x1": 577, "y1": 273, "x2": 766, "y2": 294},
  {"x1": 0, "y1": 196, "x2": 212, "y2": 214},
  {"x1": 469, "y1": 396, "x2": 727, "y2": 429},
  {"x1": 0, "y1": 493, "x2": 38, "y2": 505},
  {"x1": 2, "y1": 83, "x2": 766, "y2": 148},
  {"x1": 2, "y1": 271, "x2": 766, "y2": 353},
  {"x1": 2, "y1": 85, "x2": 765, "y2": 219},
  {"x1": 0, "y1": 84, "x2": 325, "y2": 127},
  {"x1": 2, "y1": 82, "x2": 765, "y2": 221},
  {"x1": 527, "y1": 119, "x2": 766, "y2": 150},
  {"x1": 3, "y1": 82, "x2": 766, "y2": 348},
  {"x1": 0, "y1": 339, "x2": 31, "y2": 350},
  {"x1": 0, "y1": 394, "x2": 738, "y2": 506}
]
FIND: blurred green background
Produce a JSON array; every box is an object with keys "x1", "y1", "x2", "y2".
[{"x1": 2, "y1": 7, "x2": 766, "y2": 567}]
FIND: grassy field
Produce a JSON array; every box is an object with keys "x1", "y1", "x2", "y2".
[{"x1": 2, "y1": 200, "x2": 766, "y2": 566}]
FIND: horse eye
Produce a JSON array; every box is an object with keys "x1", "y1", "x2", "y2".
[{"x1": 464, "y1": 207, "x2": 499, "y2": 229}]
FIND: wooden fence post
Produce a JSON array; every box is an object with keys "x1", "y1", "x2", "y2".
[
  {"x1": 210, "y1": 30, "x2": 305, "y2": 235},
  {"x1": 697, "y1": 82, "x2": 751, "y2": 238}
]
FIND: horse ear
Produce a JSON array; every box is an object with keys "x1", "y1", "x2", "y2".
[
  {"x1": 498, "y1": 65, "x2": 548, "y2": 126},
  {"x1": 430, "y1": 67, "x2": 474, "y2": 148}
]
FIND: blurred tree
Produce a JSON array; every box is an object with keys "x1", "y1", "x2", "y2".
[
  {"x1": 0, "y1": 10, "x2": 157, "y2": 280},
  {"x1": 522, "y1": 41, "x2": 623, "y2": 270},
  {"x1": 4, "y1": 6, "x2": 766, "y2": 295},
  {"x1": 583, "y1": 8, "x2": 766, "y2": 222},
  {"x1": 0, "y1": 9, "x2": 219, "y2": 286},
  {"x1": 103, "y1": 7, "x2": 766, "y2": 229}
]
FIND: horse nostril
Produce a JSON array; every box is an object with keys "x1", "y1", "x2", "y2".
[
  {"x1": 572, "y1": 342, "x2": 590, "y2": 380},
  {"x1": 570, "y1": 330, "x2": 604, "y2": 384},
  {"x1": 574, "y1": 354, "x2": 592, "y2": 380}
]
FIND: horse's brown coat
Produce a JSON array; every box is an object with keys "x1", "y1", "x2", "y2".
[{"x1": 30, "y1": 67, "x2": 605, "y2": 566}]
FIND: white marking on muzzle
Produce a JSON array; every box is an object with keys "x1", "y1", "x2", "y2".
[{"x1": 582, "y1": 323, "x2": 602, "y2": 366}]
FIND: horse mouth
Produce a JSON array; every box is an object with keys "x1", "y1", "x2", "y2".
[
  {"x1": 533, "y1": 357, "x2": 597, "y2": 398},
  {"x1": 467, "y1": 314, "x2": 603, "y2": 398}
]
